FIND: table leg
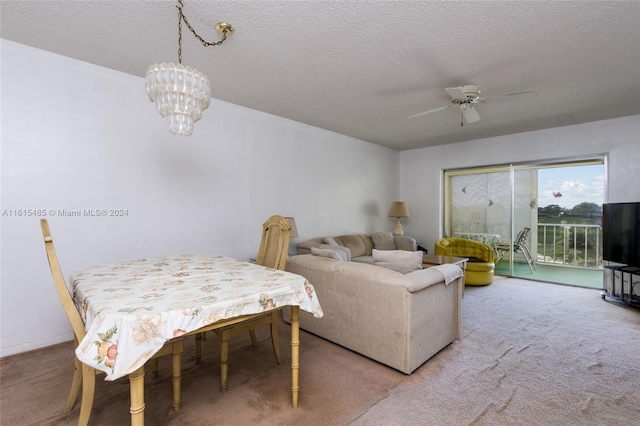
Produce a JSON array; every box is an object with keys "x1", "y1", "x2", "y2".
[
  {"x1": 79, "y1": 363, "x2": 95, "y2": 426},
  {"x1": 172, "y1": 346, "x2": 182, "y2": 411},
  {"x1": 129, "y1": 366, "x2": 145, "y2": 426},
  {"x1": 290, "y1": 306, "x2": 300, "y2": 408},
  {"x1": 219, "y1": 328, "x2": 230, "y2": 393},
  {"x1": 195, "y1": 332, "x2": 203, "y2": 364}
]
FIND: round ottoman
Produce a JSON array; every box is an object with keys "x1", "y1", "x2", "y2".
[{"x1": 464, "y1": 261, "x2": 495, "y2": 285}]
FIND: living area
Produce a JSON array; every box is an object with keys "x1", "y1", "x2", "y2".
[
  {"x1": 2, "y1": 1, "x2": 640, "y2": 425},
  {"x1": 3, "y1": 277, "x2": 639, "y2": 425}
]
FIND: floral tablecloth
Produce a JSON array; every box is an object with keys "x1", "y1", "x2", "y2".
[{"x1": 70, "y1": 254, "x2": 323, "y2": 381}]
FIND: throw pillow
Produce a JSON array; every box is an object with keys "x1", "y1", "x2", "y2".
[
  {"x1": 324, "y1": 237, "x2": 339, "y2": 246},
  {"x1": 319, "y1": 244, "x2": 352, "y2": 261},
  {"x1": 371, "y1": 232, "x2": 397, "y2": 251},
  {"x1": 311, "y1": 247, "x2": 347, "y2": 262},
  {"x1": 372, "y1": 249, "x2": 422, "y2": 274}
]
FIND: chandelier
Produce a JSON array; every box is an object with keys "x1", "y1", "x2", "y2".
[{"x1": 145, "y1": 0, "x2": 233, "y2": 136}]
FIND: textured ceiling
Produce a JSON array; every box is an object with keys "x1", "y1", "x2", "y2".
[{"x1": 2, "y1": 1, "x2": 639, "y2": 151}]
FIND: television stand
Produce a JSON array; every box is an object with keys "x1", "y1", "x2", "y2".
[{"x1": 601, "y1": 265, "x2": 640, "y2": 307}]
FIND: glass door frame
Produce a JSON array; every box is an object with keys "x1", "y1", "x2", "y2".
[{"x1": 443, "y1": 155, "x2": 607, "y2": 280}]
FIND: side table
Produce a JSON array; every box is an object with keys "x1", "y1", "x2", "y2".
[{"x1": 422, "y1": 254, "x2": 468, "y2": 269}]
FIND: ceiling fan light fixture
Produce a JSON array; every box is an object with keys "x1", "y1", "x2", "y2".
[
  {"x1": 461, "y1": 104, "x2": 480, "y2": 123},
  {"x1": 145, "y1": 0, "x2": 233, "y2": 136}
]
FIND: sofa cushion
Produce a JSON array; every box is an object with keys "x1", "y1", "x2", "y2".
[
  {"x1": 296, "y1": 234, "x2": 415, "y2": 257},
  {"x1": 324, "y1": 237, "x2": 339, "y2": 246},
  {"x1": 311, "y1": 247, "x2": 347, "y2": 262},
  {"x1": 334, "y1": 234, "x2": 369, "y2": 258},
  {"x1": 319, "y1": 244, "x2": 351, "y2": 261},
  {"x1": 372, "y1": 249, "x2": 423, "y2": 274},
  {"x1": 351, "y1": 255, "x2": 374, "y2": 264},
  {"x1": 371, "y1": 232, "x2": 397, "y2": 250}
]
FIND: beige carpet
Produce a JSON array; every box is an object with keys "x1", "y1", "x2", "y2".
[{"x1": 1, "y1": 277, "x2": 639, "y2": 425}]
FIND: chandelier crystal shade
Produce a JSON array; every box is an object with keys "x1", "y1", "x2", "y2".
[
  {"x1": 145, "y1": 0, "x2": 232, "y2": 136},
  {"x1": 145, "y1": 63, "x2": 211, "y2": 136}
]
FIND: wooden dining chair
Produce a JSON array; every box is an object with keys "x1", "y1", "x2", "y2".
[
  {"x1": 196, "y1": 215, "x2": 291, "y2": 392},
  {"x1": 39, "y1": 219, "x2": 184, "y2": 425}
]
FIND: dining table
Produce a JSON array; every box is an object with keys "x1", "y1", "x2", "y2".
[{"x1": 69, "y1": 254, "x2": 324, "y2": 425}]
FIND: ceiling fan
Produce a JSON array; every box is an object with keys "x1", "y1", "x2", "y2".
[{"x1": 408, "y1": 85, "x2": 536, "y2": 126}]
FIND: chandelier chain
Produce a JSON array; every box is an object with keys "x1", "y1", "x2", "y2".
[
  {"x1": 176, "y1": 0, "x2": 228, "y2": 64},
  {"x1": 178, "y1": 5, "x2": 183, "y2": 64}
]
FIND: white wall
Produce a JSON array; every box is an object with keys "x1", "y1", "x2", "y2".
[
  {"x1": 0, "y1": 40, "x2": 400, "y2": 356},
  {"x1": 3, "y1": 39, "x2": 638, "y2": 357},
  {"x1": 400, "y1": 115, "x2": 640, "y2": 251}
]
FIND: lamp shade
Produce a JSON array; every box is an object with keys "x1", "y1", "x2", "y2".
[
  {"x1": 284, "y1": 217, "x2": 299, "y2": 238},
  {"x1": 388, "y1": 202, "x2": 410, "y2": 218}
]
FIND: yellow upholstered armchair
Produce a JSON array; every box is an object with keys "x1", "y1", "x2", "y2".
[{"x1": 434, "y1": 238, "x2": 495, "y2": 285}]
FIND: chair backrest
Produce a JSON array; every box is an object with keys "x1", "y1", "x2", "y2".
[
  {"x1": 511, "y1": 227, "x2": 531, "y2": 254},
  {"x1": 514, "y1": 227, "x2": 531, "y2": 247},
  {"x1": 40, "y1": 219, "x2": 86, "y2": 342},
  {"x1": 435, "y1": 238, "x2": 494, "y2": 263},
  {"x1": 255, "y1": 215, "x2": 291, "y2": 270}
]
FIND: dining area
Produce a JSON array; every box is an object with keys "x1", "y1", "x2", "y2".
[{"x1": 38, "y1": 216, "x2": 324, "y2": 425}]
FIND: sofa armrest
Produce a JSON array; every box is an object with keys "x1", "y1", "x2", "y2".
[
  {"x1": 399, "y1": 267, "x2": 462, "y2": 292},
  {"x1": 394, "y1": 236, "x2": 417, "y2": 252},
  {"x1": 297, "y1": 238, "x2": 324, "y2": 255}
]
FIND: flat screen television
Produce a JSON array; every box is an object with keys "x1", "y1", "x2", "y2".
[{"x1": 602, "y1": 202, "x2": 640, "y2": 268}]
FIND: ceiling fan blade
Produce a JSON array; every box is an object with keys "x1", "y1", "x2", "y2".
[
  {"x1": 480, "y1": 91, "x2": 537, "y2": 103},
  {"x1": 407, "y1": 105, "x2": 452, "y2": 119},
  {"x1": 462, "y1": 106, "x2": 480, "y2": 123},
  {"x1": 444, "y1": 86, "x2": 469, "y2": 101}
]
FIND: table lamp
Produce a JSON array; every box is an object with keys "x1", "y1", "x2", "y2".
[
  {"x1": 284, "y1": 217, "x2": 299, "y2": 238},
  {"x1": 388, "y1": 202, "x2": 410, "y2": 236}
]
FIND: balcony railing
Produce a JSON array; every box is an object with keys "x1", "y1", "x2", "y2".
[{"x1": 537, "y1": 223, "x2": 602, "y2": 268}]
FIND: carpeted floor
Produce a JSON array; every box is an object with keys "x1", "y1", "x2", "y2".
[{"x1": 1, "y1": 277, "x2": 639, "y2": 425}]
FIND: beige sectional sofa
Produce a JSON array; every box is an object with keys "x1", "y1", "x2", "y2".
[
  {"x1": 296, "y1": 233, "x2": 417, "y2": 263},
  {"x1": 283, "y1": 253, "x2": 464, "y2": 374}
]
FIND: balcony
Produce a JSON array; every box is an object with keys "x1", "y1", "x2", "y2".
[
  {"x1": 537, "y1": 223, "x2": 602, "y2": 268},
  {"x1": 494, "y1": 223, "x2": 603, "y2": 289}
]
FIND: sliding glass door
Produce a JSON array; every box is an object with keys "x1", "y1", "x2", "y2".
[
  {"x1": 444, "y1": 166, "x2": 535, "y2": 278},
  {"x1": 445, "y1": 166, "x2": 510, "y2": 242},
  {"x1": 444, "y1": 157, "x2": 605, "y2": 287}
]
